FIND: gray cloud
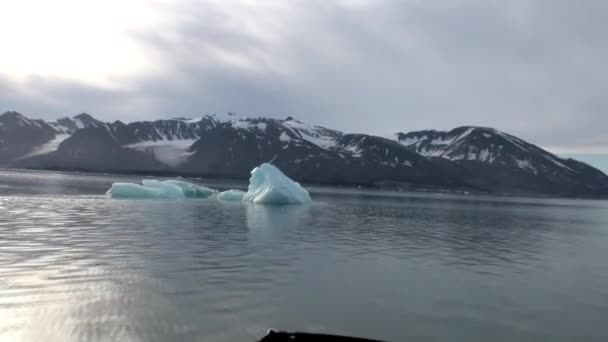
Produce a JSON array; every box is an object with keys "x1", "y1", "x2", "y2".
[{"x1": 1, "y1": 0, "x2": 608, "y2": 153}]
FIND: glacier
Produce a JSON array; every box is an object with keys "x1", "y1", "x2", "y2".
[
  {"x1": 107, "y1": 163, "x2": 311, "y2": 205},
  {"x1": 243, "y1": 163, "x2": 312, "y2": 204}
]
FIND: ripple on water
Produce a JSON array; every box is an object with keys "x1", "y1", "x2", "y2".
[{"x1": 0, "y1": 183, "x2": 608, "y2": 341}]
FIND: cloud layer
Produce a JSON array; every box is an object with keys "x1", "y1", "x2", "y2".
[{"x1": 1, "y1": 0, "x2": 607, "y2": 154}]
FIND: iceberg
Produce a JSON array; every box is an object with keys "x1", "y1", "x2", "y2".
[
  {"x1": 107, "y1": 164, "x2": 312, "y2": 205},
  {"x1": 108, "y1": 179, "x2": 216, "y2": 199},
  {"x1": 216, "y1": 189, "x2": 246, "y2": 201},
  {"x1": 108, "y1": 182, "x2": 168, "y2": 199},
  {"x1": 243, "y1": 163, "x2": 311, "y2": 205},
  {"x1": 163, "y1": 179, "x2": 217, "y2": 198},
  {"x1": 141, "y1": 179, "x2": 186, "y2": 199}
]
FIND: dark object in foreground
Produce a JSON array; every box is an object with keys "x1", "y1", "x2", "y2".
[{"x1": 258, "y1": 330, "x2": 386, "y2": 342}]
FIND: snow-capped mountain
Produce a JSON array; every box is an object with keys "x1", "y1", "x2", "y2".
[
  {"x1": 0, "y1": 111, "x2": 111, "y2": 163},
  {"x1": 180, "y1": 118, "x2": 464, "y2": 187},
  {"x1": 0, "y1": 111, "x2": 58, "y2": 163},
  {"x1": 4, "y1": 111, "x2": 608, "y2": 197},
  {"x1": 115, "y1": 114, "x2": 346, "y2": 168},
  {"x1": 22, "y1": 113, "x2": 104, "y2": 159},
  {"x1": 395, "y1": 126, "x2": 565, "y2": 168},
  {"x1": 49, "y1": 113, "x2": 104, "y2": 134},
  {"x1": 395, "y1": 126, "x2": 608, "y2": 196}
]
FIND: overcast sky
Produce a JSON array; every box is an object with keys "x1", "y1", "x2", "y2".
[{"x1": 1, "y1": 0, "x2": 607, "y2": 167}]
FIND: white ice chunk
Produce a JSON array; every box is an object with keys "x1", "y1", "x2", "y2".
[
  {"x1": 243, "y1": 163, "x2": 311, "y2": 205},
  {"x1": 108, "y1": 183, "x2": 167, "y2": 199},
  {"x1": 217, "y1": 189, "x2": 246, "y2": 201},
  {"x1": 141, "y1": 180, "x2": 186, "y2": 199},
  {"x1": 108, "y1": 179, "x2": 219, "y2": 199},
  {"x1": 107, "y1": 165, "x2": 310, "y2": 205},
  {"x1": 164, "y1": 179, "x2": 217, "y2": 198}
]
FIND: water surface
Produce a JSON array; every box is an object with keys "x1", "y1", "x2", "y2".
[{"x1": 0, "y1": 170, "x2": 607, "y2": 341}]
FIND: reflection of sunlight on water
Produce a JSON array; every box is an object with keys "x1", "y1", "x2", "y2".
[
  {"x1": 0, "y1": 197, "x2": 147, "y2": 342},
  {"x1": 246, "y1": 204, "x2": 311, "y2": 243},
  {"x1": 0, "y1": 259, "x2": 125, "y2": 342}
]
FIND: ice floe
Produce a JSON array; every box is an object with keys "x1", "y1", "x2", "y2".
[{"x1": 107, "y1": 163, "x2": 311, "y2": 205}]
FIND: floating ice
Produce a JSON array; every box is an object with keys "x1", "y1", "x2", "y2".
[
  {"x1": 141, "y1": 180, "x2": 186, "y2": 199},
  {"x1": 108, "y1": 183, "x2": 168, "y2": 199},
  {"x1": 107, "y1": 164, "x2": 312, "y2": 205},
  {"x1": 108, "y1": 179, "x2": 215, "y2": 199},
  {"x1": 243, "y1": 163, "x2": 311, "y2": 205},
  {"x1": 164, "y1": 179, "x2": 217, "y2": 198},
  {"x1": 216, "y1": 189, "x2": 246, "y2": 201}
]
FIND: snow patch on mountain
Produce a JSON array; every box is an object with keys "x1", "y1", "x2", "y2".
[
  {"x1": 341, "y1": 141, "x2": 363, "y2": 158},
  {"x1": 232, "y1": 121, "x2": 268, "y2": 131},
  {"x1": 16, "y1": 115, "x2": 32, "y2": 127},
  {"x1": 542, "y1": 155, "x2": 575, "y2": 172},
  {"x1": 48, "y1": 122, "x2": 70, "y2": 134},
  {"x1": 279, "y1": 132, "x2": 292, "y2": 142},
  {"x1": 515, "y1": 158, "x2": 536, "y2": 171},
  {"x1": 397, "y1": 135, "x2": 426, "y2": 147},
  {"x1": 74, "y1": 118, "x2": 85, "y2": 129},
  {"x1": 126, "y1": 139, "x2": 196, "y2": 167},
  {"x1": 281, "y1": 119, "x2": 340, "y2": 150},
  {"x1": 477, "y1": 148, "x2": 495, "y2": 163}
]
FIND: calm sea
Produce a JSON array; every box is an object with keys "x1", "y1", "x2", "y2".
[{"x1": 0, "y1": 169, "x2": 607, "y2": 342}]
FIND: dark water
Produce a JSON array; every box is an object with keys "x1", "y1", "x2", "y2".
[{"x1": 0, "y1": 170, "x2": 607, "y2": 342}]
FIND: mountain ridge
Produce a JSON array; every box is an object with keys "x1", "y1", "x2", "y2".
[
  {"x1": 395, "y1": 126, "x2": 608, "y2": 196},
  {"x1": 2, "y1": 111, "x2": 607, "y2": 198}
]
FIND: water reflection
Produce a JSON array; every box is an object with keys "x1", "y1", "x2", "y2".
[{"x1": 246, "y1": 204, "x2": 311, "y2": 243}]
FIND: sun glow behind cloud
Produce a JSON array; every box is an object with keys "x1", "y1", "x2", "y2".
[
  {"x1": 0, "y1": 0, "x2": 606, "y2": 161},
  {"x1": 0, "y1": 0, "x2": 167, "y2": 87}
]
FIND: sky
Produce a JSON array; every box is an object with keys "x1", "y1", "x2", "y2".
[{"x1": 0, "y1": 0, "x2": 607, "y2": 171}]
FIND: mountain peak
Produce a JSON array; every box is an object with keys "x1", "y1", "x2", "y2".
[
  {"x1": 396, "y1": 125, "x2": 580, "y2": 175},
  {"x1": 1, "y1": 111, "x2": 26, "y2": 119},
  {"x1": 49, "y1": 113, "x2": 103, "y2": 134},
  {"x1": 73, "y1": 113, "x2": 101, "y2": 124},
  {"x1": 0, "y1": 111, "x2": 36, "y2": 127},
  {"x1": 74, "y1": 112, "x2": 94, "y2": 119},
  {"x1": 203, "y1": 112, "x2": 291, "y2": 124}
]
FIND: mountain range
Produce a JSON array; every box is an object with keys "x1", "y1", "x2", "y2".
[{"x1": 2, "y1": 110, "x2": 607, "y2": 198}]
